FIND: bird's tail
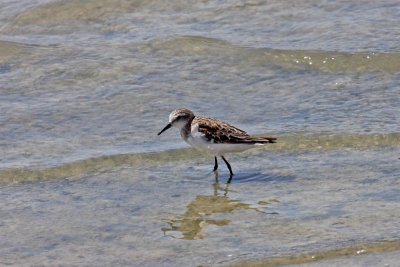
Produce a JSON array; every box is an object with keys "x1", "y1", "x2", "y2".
[{"x1": 250, "y1": 136, "x2": 277, "y2": 144}]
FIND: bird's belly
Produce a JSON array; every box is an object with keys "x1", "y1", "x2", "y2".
[{"x1": 186, "y1": 136, "x2": 254, "y2": 155}]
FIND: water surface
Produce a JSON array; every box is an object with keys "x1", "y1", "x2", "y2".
[{"x1": 0, "y1": 0, "x2": 399, "y2": 266}]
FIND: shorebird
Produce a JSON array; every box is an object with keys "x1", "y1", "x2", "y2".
[{"x1": 158, "y1": 108, "x2": 276, "y2": 180}]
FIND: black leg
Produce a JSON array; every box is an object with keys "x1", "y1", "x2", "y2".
[
  {"x1": 221, "y1": 156, "x2": 233, "y2": 177},
  {"x1": 213, "y1": 156, "x2": 218, "y2": 172}
]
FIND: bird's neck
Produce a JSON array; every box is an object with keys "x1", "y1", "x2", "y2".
[{"x1": 179, "y1": 117, "x2": 194, "y2": 140}]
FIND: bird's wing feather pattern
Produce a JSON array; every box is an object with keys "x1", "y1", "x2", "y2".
[{"x1": 193, "y1": 117, "x2": 276, "y2": 144}]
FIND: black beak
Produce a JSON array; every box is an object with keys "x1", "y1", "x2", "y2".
[{"x1": 158, "y1": 123, "x2": 172, "y2": 135}]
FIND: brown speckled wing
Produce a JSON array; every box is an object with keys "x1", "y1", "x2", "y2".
[
  {"x1": 193, "y1": 117, "x2": 253, "y2": 144},
  {"x1": 193, "y1": 116, "x2": 277, "y2": 144}
]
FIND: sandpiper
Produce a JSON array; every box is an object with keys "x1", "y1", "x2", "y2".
[{"x1": 158, "y1": 108, "x2": 276, "y2": 180}]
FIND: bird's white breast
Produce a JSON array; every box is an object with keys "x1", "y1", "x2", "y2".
[{"x1": 183, "y1": 123, "x2": 255, "y2": 156}]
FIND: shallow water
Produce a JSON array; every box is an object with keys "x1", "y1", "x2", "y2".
[{"x1": 1, "y1": 0, "x2": 399, "y2": 266}]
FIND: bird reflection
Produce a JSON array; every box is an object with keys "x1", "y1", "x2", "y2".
[{"x1": 162, "y1": 173, "x2": 253, "y2": 240}]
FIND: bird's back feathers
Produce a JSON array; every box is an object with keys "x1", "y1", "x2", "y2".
[{"x1": 193, "y1": 117, "x2": 277, "y2": 144}]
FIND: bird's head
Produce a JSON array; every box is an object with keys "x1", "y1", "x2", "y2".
[{"x1": 158, "y1": 108, "x2": 195, "y2": 135}]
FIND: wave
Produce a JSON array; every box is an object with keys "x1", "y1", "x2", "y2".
[
  {"x1": 0, "y1": 39, "x2": 61, "y2": 63},
  {"x1": 0, "y1": 40, "x2": 29, "y2": 63},
  {"x1": 1, "y1": 132, "x2": 398, "y2": 185},
  {"x1": 4, "y1": 0, "x2": 152, "y2": 26},
  {"x1": 150, "y1": 36, "x2": 400, "y2": 73},
  {"x1": 232, "y1": 240, "x2": 400, "y2": 267}
]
